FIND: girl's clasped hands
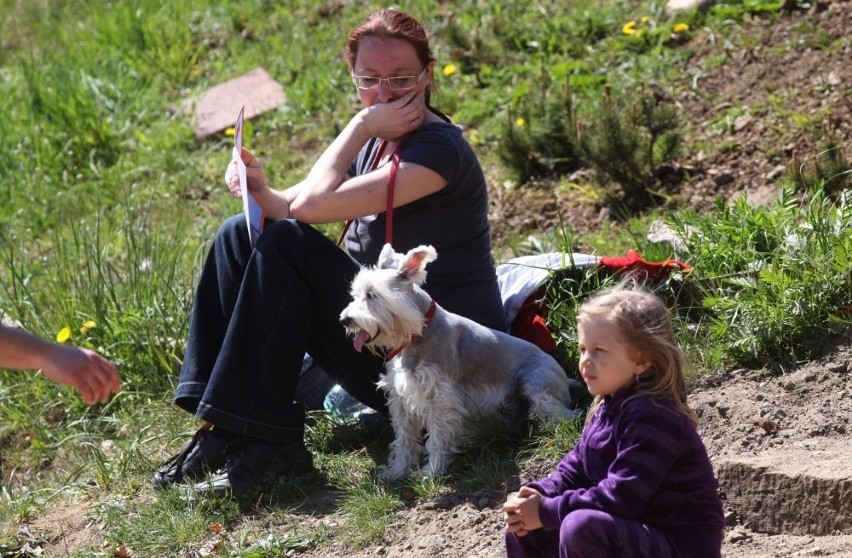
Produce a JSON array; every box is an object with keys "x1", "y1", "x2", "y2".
[{"x1": 503, "y1": 486, "x2": 544, "y2": 537}]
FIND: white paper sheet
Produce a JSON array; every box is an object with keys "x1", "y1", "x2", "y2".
[{"x1": 233, "y1": 106, "x2": 264, "y2": 249}]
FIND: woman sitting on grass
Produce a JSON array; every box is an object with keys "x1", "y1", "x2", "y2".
[
  {"x1": 503, "y1": 287, "x2": 724, "y2": 557},
  {"x1": 153, "y1": 8, "x2": 507, "y2": 500}
]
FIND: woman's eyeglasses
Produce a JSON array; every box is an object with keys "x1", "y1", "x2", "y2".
[{"x1": 351, "y1": 68, "x2": 426, "y2": 91}]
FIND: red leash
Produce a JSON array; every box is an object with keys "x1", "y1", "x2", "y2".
[
  {"x1": 385, "y1": 147, "x2": 400, "y2": 245},
  {"x1": 338, "y1": 137, "x2": 411, "y2": 361},
  {"x1": 337, "y1": 139, "x2": 399, "y2": 246}
]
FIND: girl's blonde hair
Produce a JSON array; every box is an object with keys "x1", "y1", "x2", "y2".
[{"x1": 578, "y1": 286, "x2": 698, "y2": 427}]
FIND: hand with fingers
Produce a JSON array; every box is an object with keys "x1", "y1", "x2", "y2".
[
  {"x1": 502, "y1": 486, "x2": 544, "y2": 537},
  {"x1": 40, "y1": 344, "x2": 121, "y2": 405},
  {"x1": 225, "y1": 147, "x2": 269, "y2": 199},
  {"x1": 360, "y1": 90, "x2": 426, "y2": 140},
  {"x1": 0, "y1": 324, "x2": 121, "y2": 406}
]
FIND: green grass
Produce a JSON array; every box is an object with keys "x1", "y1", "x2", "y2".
[{"x1": 1, "y1": 0, "x2": 851, "y2": 555}]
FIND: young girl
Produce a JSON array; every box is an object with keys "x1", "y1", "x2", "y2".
[{"x1": 503, "y1": 288, "x2": 724, "y2": 557}]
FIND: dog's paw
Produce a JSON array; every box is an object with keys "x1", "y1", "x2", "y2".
[
  {"x1": 411, "y1": 467, "x2": 437, "y2": 480},
  {"x1": 376, "y1": 464, "x2": 406, "y2": 482},
  {"x1": 414, "y1": 462, "x2": 448, "y2": 480}
]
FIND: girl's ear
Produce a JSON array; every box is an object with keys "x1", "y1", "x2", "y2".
[
  {"x1": 634, "y1": 361, "x2": 652, "y2": 376},
  {"x1": 633, "y1": 353, "x2": 652, "y2": 376}
]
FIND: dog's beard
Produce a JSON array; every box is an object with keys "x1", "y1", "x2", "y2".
[{"x1": 341, "y1": 287, "x2": 426, "y2": 355}]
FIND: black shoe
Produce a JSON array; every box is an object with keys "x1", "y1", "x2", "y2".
[
  {"x1": 152, "y1": 424, "x2": 242, "y2": 488},
  {"x1": 192, "y1": 438, "x2": 314, "y2": 499}
]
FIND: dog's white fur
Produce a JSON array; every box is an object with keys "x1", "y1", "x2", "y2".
[{"x1": 340, "y1": 244, "x2": 580, "y2": 480}]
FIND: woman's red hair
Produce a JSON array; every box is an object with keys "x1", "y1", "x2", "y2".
[{"x1": 346, "y1": 9, "x2": 447, "y2": 119}]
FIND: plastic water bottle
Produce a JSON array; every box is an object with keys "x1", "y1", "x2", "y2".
[{"x1": 323, "y1": 384, "x2": 369, "y2": 425}]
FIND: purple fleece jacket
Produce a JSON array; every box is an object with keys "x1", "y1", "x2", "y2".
[{"x1": 527, "y1": 389, "x2": 724, "y2": 557}]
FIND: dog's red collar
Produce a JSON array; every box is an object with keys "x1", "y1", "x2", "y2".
[{"x1": 386, "y1": 299, "x2": 437, "y2": 361}]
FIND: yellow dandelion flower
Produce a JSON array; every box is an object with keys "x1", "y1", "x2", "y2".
[
  {"x1": 640, "y1": 16, "x2": 649, "y2": 23},
  {"x1": 515, "y1": 117, "x2": 526, "y2": 128},
  {"x1": 56, "y1": 326, "x2": 72, "y2": 344},
  {"x1": 672, "y1": 22, "x2": 689, "y2": 34},
  {"x1": 80, "y1": 320, "x2": 97, "y2": 334},
  {"x1": 443, "y1": 64, "x2": 457, "y2": 77},
  {"x1": 224, "y1": 127, "x2": 236, "y2": 137},
  {"x1": 622, "y1": 20, "x2": 637, "y2": 36}
]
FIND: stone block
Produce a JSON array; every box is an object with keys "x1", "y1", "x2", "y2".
[
  {"x1": 717, "y1": 449, "x2": 852, "y2": 536},
  {"x1": 185, "y1": 68, "x2": 285, "y2": 141}
]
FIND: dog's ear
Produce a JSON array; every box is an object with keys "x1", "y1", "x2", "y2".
[
  {"x1": 377, "y1": 243, "x2": 400, "y2": 269},
  {"x1": 398, "y1": 245, "x2": 437, "y2": 285}
]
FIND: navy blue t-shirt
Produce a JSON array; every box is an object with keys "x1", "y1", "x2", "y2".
[{"x1": 344, "y1": 121, "x2": 506, "y2": 332}]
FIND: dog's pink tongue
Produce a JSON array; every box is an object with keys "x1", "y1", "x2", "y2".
[{"x1": 353, "y1": 331, "x2": 369, "y2": 353}]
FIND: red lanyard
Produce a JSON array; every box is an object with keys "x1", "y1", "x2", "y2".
[{"x1": 336, "y1": 139, "x2": 399, "y2": 246}]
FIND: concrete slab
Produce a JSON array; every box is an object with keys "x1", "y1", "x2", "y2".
[{"x1": 185, "y1": 68, "x2": 285, "y2": 141}]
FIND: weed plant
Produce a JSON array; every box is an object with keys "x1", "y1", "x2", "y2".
[
  {"x1": 578, "y1": 85, "x2": 684, "y2": 209},
  {"x1": 498, "y1": 69, "x2": 582, "y2": 183},
  {"x1": 789, "y1": 138, "x2": 852, "y2": 195},
  {"x1": 666, "y1": 182, "x2": 852, "y2": 369},
  {"x1": 543, "y1": 179, "x2": 851, "y2": 372}
]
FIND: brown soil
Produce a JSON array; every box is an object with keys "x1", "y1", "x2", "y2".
[{"x1": 489, "y1": 1, "x2": 851, "y2": 249}]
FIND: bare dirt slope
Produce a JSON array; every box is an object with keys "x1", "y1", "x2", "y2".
[{"x1": 491, "y1": 1, "x2": 851, "y2": 249}]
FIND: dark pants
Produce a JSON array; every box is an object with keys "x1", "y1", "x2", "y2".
[
  {"x1": 175, "y1": 215, "x2": 387, "y2": 442},
  {"x1": 505, "y1": 509, "x2": 675, "y2": 558}
]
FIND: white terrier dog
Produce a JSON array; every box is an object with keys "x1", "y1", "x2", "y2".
[{"x1": 340, "y1": 244, "x2": 580, "y2": 480}]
